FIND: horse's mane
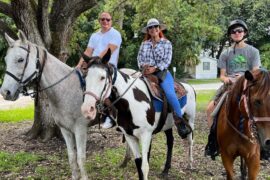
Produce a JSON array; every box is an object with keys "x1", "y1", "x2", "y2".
[
  {"x1": 230, "y1": 69, "x2": 270, "y2": 100},
  {"x1": 87, "y1": 59, "x2": 115, "y2": 76},
  {"x1": 252, "y1": 69, "x2": 270, "y2": 98}
]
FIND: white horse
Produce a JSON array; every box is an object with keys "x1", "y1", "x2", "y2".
[
  {"x1": 81, "y1": 51, "x2": 196, "y2": 179},
  {"x1": 1, "y1": 31, "x2": 89, "y2": 180}
]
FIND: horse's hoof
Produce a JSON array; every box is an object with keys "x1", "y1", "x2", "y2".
[
  {"x1": 159, "y1": 171, "x2": 169, "y2": 179},
  {"x1": 119, "y1": 161, "x2": 128, "y2": 168}
]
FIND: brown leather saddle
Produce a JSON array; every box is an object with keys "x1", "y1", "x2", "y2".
[{"x1": 143, "y1": 74, "x2": 187, "y2": 101}]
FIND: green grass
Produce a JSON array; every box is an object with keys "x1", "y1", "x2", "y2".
[
  {"x1": 196, "y1": 90, "x2": 215, "y2": 111},
  {"x1": 0, "y1": 105, "x2": 34, "y2": 123},
  {"x1": 0, "y1": 151, "x2": 42, "y2": 173},
  {"x1": 0, "y1": 151, "x2": 70, "y2": 179},
  {"x1": 187, "y1": 78, "x2": 220, "y2": 85}
]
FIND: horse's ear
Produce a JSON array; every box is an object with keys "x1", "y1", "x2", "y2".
[
  {"x1": 18, "y1": 30, "x2": 28, "y2": 43},
  {"x1": 245, "y1": 70, "x2": 254, "y2": 81},
  {"x1": 4, "y1": 33, "x2": 15, "y2": 47},
  {"x1": 101, "y1": 48, "x2": 111, "y2": 64}
]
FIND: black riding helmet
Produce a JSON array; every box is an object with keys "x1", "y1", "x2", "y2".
[{"x1": 227, "y1": 19, "x2": 248, "y2": 37}]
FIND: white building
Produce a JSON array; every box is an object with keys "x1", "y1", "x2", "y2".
[{"x1": 194, "y1": 52, "x2": 217, "y2": 79}]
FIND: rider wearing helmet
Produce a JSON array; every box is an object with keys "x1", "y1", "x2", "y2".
[{"x1": 205, "y1": 19, "x2": 261, "y2": 159}]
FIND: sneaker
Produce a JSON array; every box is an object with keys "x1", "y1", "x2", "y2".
[{"x1": 102, "y1": 117, "x2": 114, "y2": 129}]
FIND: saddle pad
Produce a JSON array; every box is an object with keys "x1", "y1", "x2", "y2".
[
  {"x1": 153, "y1": 95, "x2": 187, "y2": 112},
  {"x1": 143, "y1": 76, "x2": 187, "y2": 102},
  {"x1": 211, "y1": 91, "x2": 228, "y2": 117}
]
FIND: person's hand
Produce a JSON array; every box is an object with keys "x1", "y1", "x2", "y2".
[
  {"x1": 223, "y1": 77, "x2": 232, "y2": 85},
  {"x1": 76, "y1": 64, "x2": 81, "y2": 69},
  {"x1": 143, "y1": 65, "x2": 156, "y2": 75},
  {"x1": 146, "y1": 66, "x2": 156, "y2": 74}
]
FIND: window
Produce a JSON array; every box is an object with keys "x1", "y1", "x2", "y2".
[{"x1": 203, "y1": 62, "x2": 210, "y2": 71}]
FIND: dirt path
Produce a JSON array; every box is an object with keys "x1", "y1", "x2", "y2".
[
  {"x1": 0, "y1": 95, "x2": 33, "y2": 110},
  {"x1": 0, "y1": 112, "x2": 269, "y2": 179}
]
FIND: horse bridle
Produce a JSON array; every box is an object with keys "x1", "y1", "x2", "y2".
[
  {"x1": 235, "y1": 79, "x2": 270, "y2": 143},
  {"x1": 83, "y1": 64, "x2": 140, "y2": 114},
  {"x1": 84, "y1": 64, "x2": 114, "y2": 114},
  {"x1": 5, "y1": 44, "x2": 46, "y2": 96}
]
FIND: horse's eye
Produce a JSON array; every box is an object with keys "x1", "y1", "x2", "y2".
[
  {"x1": 254, "y1": 99, "x2": 262, "y2": 107},
  {"x1": 18, "y1": 58, "x2": 24, "y2": 63},
  {"x1": 100, "y1": 76, "x2": 105, "y2": 81}
]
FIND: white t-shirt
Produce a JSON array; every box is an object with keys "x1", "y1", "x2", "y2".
[{"x1": 87, "y1": 27, "x2": 122, "y2": 67}]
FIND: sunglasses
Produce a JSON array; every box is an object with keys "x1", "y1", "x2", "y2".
[
  {"x1": 100, "y1": 18, "x2": 111, "y2": 22},
  {"x1": 148, "y1": 25, "x2": 159, "y2": 30},
  {"x1": 230, "y1": 28, "x2": 244, "y2": 34}
]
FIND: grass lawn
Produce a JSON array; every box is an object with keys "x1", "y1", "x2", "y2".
[
  {"x1": 196, "y1": 90, "x2": 215, "y2": 111},
  {"x1": 187, "y1": 78, "x2": 220, "y2": 85},
  {"x1": 0, "y1": 105, "x2": 34, "y2": 123}
]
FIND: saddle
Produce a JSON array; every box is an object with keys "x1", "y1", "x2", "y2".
[{"x1": 143, "y1": 74, "x2": 187, "y2": 102}]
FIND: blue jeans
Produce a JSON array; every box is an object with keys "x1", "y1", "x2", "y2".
[{"x1": 160, "y1": 71, "x2": 182, "y2": 118}]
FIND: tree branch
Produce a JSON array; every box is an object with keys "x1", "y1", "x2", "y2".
[
  {"x1": 0, "y1": 19, "x2": 17, "y2": 39},
  {"x1": 49, "y1": 0, "x2": 97, "y2": 59},
  {"x1": 0, "y1": 1, "x2": 12, "y2": 17},
  {"x1": 50, "y1": 0, "x2": 97, "y2": 25},
  {"x1": 11, "y1": 0, "x2": 44, "y2": 46},
  {"x1": 69, "y1": 0, "x2": 98, "y2": 18}
]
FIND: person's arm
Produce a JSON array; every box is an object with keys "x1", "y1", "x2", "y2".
[
  {"x1": 220, "y1": 68, "x2": 232, "y2": 84},
  {"x1": 100, "y1": 30, "x2": 122, "y2": 61},
  {"x1": 251, "y1": 48, "x2": 261, "y2": 72},
  {"x1": 99, "y1": 43, "x2": 118, "y2": 58},
  {"x1": 137, "y1": 43, "x2": 145, "y2": 69},
  {"x1": 157, "y1": 41, "x2": 172, "y2": 71},
  {"x1": 76, "y1": 47, "x2": 93, "y2": 68}
]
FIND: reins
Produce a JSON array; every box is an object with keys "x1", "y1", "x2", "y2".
[{"x1": 225, "y1": 78, "x2": 269, "y2": 144}]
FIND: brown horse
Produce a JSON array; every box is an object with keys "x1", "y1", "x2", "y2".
[{"x1": 217, "y1": 69, "x2": 270, "y2": 180}]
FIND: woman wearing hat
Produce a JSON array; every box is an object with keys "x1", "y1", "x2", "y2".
[
  {"x1": 205, "y1": 19, "x2": 261, "y2": 159},
  {"x1": 137, "y1": 18, "x2": 192, "y2": 139}
]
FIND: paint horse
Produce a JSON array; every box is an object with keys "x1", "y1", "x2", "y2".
[
  {"x1": 81, "y1": 51, "x2": 196, "y2": 179},
  {"x1": 1, "y1": 31, "x2": 90, "y2": 180},
  {"x1": 217, "y1": 69, "x2": 270, "y2": 180}
]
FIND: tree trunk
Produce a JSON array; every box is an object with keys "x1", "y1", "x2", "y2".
[{"x1": 0, "y1": 0, "x2": 97, "y2": 142}]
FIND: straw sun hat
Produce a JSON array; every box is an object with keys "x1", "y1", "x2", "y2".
[{"x1": 141, "y1": 18, "x2": 167, "y2": 33}]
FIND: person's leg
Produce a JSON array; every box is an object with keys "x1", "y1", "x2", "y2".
[
  {"x1": 206, "y1": 100, "x2": 215, "y2": 128},
  {"x1": 160, "y1": 71, "x2": 191, "y2": 138},
  {"x1": 102, "y1": 98, "x2": 117, "y2": 129}
]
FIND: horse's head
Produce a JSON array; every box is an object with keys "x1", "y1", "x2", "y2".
[
  {"x1": 1, "y1": 30, "x2": 39, "y2": 100},
  {"x1": 81, "y1": 49, "x2": 113, "y2": 120},
  {"x1": 240, "y1": 69, "x2": 270, "y2": 150}
]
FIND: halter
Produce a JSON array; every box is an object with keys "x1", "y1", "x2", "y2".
[
  {"x1": 84, "y1": 64, "x2": 140, "y2": 114},
  {"x1": 5, "y1": 44, "x2": 46, "y2": 97},
  {"x1": 4, "y1": 43, "x2": 76, "y2": 101},
  {"x1": 241, "y1": 79, "x2": 270, "y2": 122},
  {"x1": 228, "y1": 79, "x2": 270, "y2": 144},
  {"x1": 84, "y1": 64, "x2": 115, "y2": 114}
]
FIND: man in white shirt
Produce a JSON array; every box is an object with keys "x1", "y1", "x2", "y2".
[{"x1": 77, "y1": 12, "x2": 122, "y2": 128}]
